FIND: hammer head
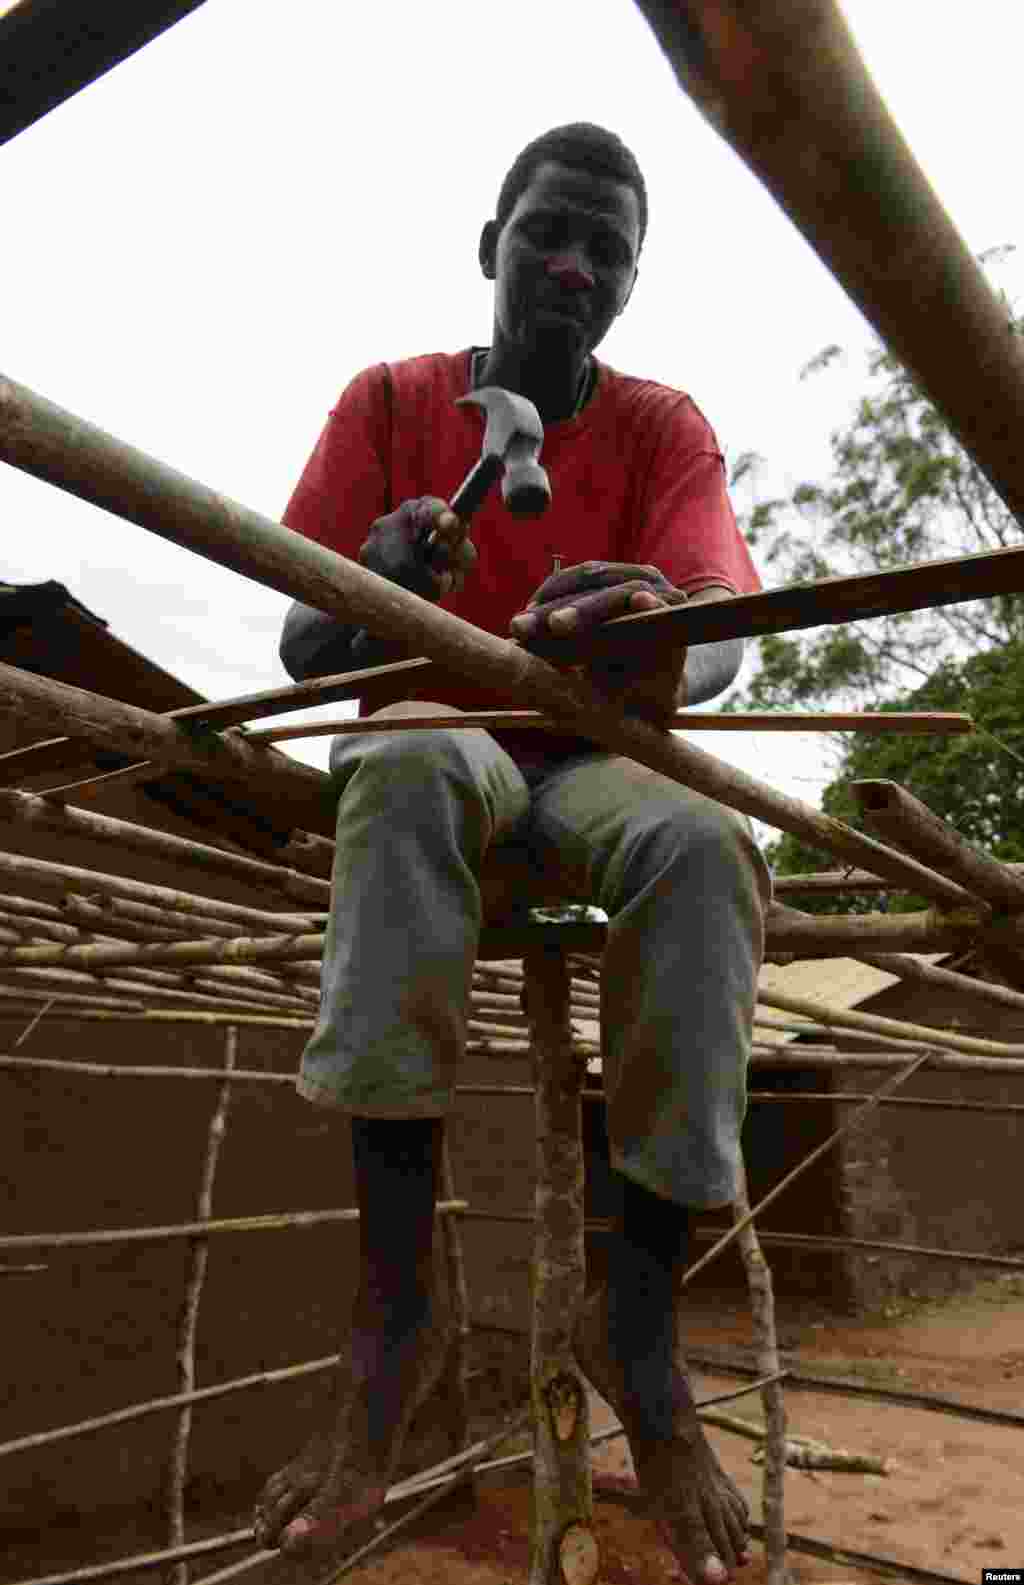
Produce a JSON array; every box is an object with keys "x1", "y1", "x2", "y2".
[{"x1": 455, "y1": 386, "x2": 551, "y2": 518}]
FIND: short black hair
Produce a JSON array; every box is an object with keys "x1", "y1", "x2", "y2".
[{"x1": 494, "y1": 122, "x2": 648, "y2": 253}]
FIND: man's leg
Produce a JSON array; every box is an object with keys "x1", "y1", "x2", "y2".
[
  {"x1": 528, "y1": 752, "x2": 771, "y2": 1583},
  {"x1": 254, "y1": 704, "x2": 529, "y2": 1553}
]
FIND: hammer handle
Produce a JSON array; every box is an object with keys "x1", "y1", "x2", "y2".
[{"x1": 448, "y1": 453, "x2": 503, "y2": 524}]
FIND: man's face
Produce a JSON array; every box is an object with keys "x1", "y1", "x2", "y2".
[{"x1": 485, "y1": 160, "x2": 640, "y2": 360}]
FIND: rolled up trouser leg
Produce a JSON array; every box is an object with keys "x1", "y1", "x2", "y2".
[
  {"x1": 528, "y1": 752, "x2": 772, "y2": 1209},
  {"x1": 297, "y1": 702, "x2": 530, "y2": 1116}
]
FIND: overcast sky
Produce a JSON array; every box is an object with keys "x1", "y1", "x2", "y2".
[{"x1": 2, "y1": 0, "x2": 1022, "y2": 825}]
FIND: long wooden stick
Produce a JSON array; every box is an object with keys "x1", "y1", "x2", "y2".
[
  {"x1": 244, "y1": 709, "x2": 973, "y2": 744},
  {"x1": 522, "y1": 945, "x2": 597, "y2": 1585},
  {"x1": 164, "y1": 1025, "x2": 237, "y2": 1585},
  {"x1": 7, "y1": 1052, "x2": 1024, "y2": 1110},
  {"x1": 0, "y1": 1200, "x2": 469, "y2": 1253},
  {"x1": 731, "y1": 1160, "x2": 789, "y2": 1585},
  {"x1": 0, "y1": 786, "x2": 331, "y2": 906},
  {"x1": 854, "y1": 779, "x2": 1024, "y2": 913},
  {"x1": 629, "y1": 1, "x2": 1024, "y2": 528}
]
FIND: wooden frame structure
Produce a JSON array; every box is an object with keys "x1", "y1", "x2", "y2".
[{"x1": 4, "y1": 3, "x2": 1024, "y2": 1583}]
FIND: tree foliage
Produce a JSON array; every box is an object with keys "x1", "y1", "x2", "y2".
[
  {"x1": 728, "y1": 248, "x2": 1024, "y2": 717},
  {"x1": 728, "y1": 249, "x2": 1024, "y2": 904},
  {"x1": 765, "y1": 642, "x2": 1024, "y2": 912}
]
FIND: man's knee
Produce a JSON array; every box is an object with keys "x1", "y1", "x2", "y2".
[
  {"x1": 329, "y1": 702, "x2": 480, "y2": 786},
  {"x1": 620, "y1": 792, "x2": 767, "y2": 906}
]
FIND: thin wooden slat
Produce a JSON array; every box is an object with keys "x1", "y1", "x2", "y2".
[{"x1": 243, "y1": 710, "x2": 974, "y2": 745}]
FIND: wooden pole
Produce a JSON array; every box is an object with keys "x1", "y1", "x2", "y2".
[
  {"x1": 523, "y1": 945, "x2": 597, "y2": 1585},
  {"x1": 0, "y1": 375, "x2": 999, "y2": 903},
  {"x1": 0, "y1": 1200, "x2": 469, "y2": 1254},
  {"x1": 0, "y1": 786, "x2": 330, "y2": 906},
  {"x1": 853, "y1": 780, "x2": 1024, "y2": 910},
  {"x1": 164, "y1": 1025, "x2": 237, "y2": 1585},
  {"x1": 730, "y1": 1159, "x2": 790, "y2": 1585},
  {"x1": 0, "y1": 660, "x2": 336, "y2": 836},
  {"x1": 629, "y1": 1, "x2": 1024, "y2": 529}
]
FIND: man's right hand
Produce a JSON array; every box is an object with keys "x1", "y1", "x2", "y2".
[{"x1": 359, "y1": 497, "x2": 476, "y2": 602}]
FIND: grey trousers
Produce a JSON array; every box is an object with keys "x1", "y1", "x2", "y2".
[{"x1": 297, "y1": 702, "x2": 772, "y2": 1209}]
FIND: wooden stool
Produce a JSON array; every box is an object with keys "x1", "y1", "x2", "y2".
[{"x1": 477, "y1": 843, "x2": 609, "y2": 1585}]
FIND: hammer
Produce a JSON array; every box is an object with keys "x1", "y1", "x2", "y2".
[{"x1": 422, "y1": 385, "x2": 551, "y2": 560}]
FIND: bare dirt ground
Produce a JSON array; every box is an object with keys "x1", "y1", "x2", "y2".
[
  {"x1": 212, "y1": 1274, "x2": 1024, "y2": 1585},
  {"x1": 11, "y1": 1277, "x2": 1024, "y2": 1585}
]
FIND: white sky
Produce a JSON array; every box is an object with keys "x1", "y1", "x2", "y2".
[{"x1": 2, "y1": 0, "x2": 1022, "y2": 829}]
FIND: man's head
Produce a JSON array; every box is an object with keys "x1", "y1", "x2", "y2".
[{"x1": 480, "y1": 123, "x2": 646, "y2": 365}]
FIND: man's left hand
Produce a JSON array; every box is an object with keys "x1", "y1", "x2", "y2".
[{"x1": 509, "y1": 561, "x2": 688, "y2": 727}]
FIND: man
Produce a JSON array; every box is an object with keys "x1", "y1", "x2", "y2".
[{"x1": 255, "y1": 123, "x2": 770, "y2": 1582}]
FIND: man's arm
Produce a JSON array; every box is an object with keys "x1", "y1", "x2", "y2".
[
  {"x1": 678, "y1": 585, "x2": 744, "y2": 707},
  {"x1": 279, "y1": 602, "x2": 360, "y2": 683}
]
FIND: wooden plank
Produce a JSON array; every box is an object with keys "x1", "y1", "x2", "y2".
[{"x1": 520, "y1": 543, "x2": 1024, "y2": 667}]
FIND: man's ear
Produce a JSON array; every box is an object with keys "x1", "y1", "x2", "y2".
[
  {"x1": 618, "y1": 262, "x2": 639, "y2": 317},
  {"x1": 479, "y1": 220, "x2": 499, "y2": 281}
]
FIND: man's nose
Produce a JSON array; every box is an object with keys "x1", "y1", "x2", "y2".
[{"x1": 547, "y1": 252, "x2": 594, "y2": 291}]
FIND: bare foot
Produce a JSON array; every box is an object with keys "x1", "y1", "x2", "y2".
[
  {"x1": 253, "y1": 1423, "x2": 333, "y2": 1549},
  {"x1": 574, "y1": 1287, "x2": 751, "y2": 1584},
  {"x1": 253, "y1": 1297, "x2": 453, "y2": 1556}
]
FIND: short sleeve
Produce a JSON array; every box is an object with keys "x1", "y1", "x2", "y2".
[
  {"x1": 628, "y1": 397, "x2": 761, "y2": 597},
  {"x1": 282, "y1": 364, "x2": 392, "y2": 557}
]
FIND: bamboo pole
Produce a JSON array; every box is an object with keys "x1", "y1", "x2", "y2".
[
  {"x1": 164, "y1": 1025, "x2": 237, "y2": 1585},
  {"x1": 522, "y1": 944, "x2": 597, "y2": 1585},
  {"x1": 0, "y1": 1200, "x2": 468, "y2": 1253},
  {"x1": 761, "y1": 905, "x2": 989, "y2": 957},
  {"x1": 0, "y1": 375, "x2": 996, "y2": 907},
  {"x1": 731, "y1": 1159, "x2": 789, "y2": 1585},
  {"x1": 0, "y1": 921, "x2": 321, "y2": 1006},
  {"x1": 0, "y1": 786, "x2": 331, "y2": 905},
  {"x1": 0, "y1": 963, "x2": 315, "y2": 1018},
  {"x1": 0, "y1": 844, "x2": 326, "y2": 931},
  {"x1": 438, "y1": 1135, "x2": 473, "y2": 1459},
  {"x1": 6, "y1": 1053, "x2": 1022, "y2": 1113},
  {"x1": 0, "y1": 996, "x2": 311, "y2": 1029},
  {"x1": 768, "y1": 899, "x2": 1024, "y2": 1015},
  {"x1": 11, "y1": 896, "x2": 1024, "y2": 976},
  {"x1": 244, "y1": 709, "x2": 973, "y2": 744},
  {"x1": 0, "y1": 971, "x2": 308, "y2": 1020},
  {"x1": 758, "y1": 987, "x2": 1024, "y2": 1060}
]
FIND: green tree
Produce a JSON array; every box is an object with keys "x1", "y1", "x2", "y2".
[
  {"x1": 763, "y1": 643, "x2": 1024, "y2": 913},
  {"x1": 727, "y1": 248, "x2": 1024, "y2": 904},
  {"x1": 728, "y1": 247, "x2": 1024, "y2": 717}
]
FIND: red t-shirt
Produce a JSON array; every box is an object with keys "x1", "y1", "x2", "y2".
[{"x1": 283, "y1": 349, "x2": 760, "y2": 750}]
